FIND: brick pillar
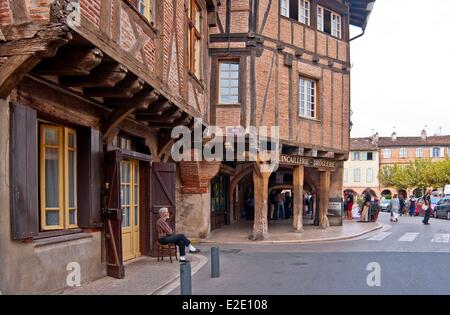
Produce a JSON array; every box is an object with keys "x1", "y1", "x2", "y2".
[
  {"x1": 292, "y1": 166, "x2": 304, "y2": 232},
  {"x1": 249, "y1": 169, "x2": 271, "y2": 241},
  {"x1": 319, "y1": 170, "x2": 331, "y2": 229}
]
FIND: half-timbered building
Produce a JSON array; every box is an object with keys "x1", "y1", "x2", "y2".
[
  {"x1": 201, "y1": 0, "x2": 375, "y2": 239},
  {"x1": 0, "y1": 0, "x2": 219, "y2": 294},
  {"x1": 0, "y1": 0, "x2": 374, "y2": 293}
]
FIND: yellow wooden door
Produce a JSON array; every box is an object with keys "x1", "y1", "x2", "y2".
[{"x1": 121, "y1": 160, "x2": 141, "y2": 261}]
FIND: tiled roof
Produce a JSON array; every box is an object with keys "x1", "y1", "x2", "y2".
[
  {"x1": 377, "y1": 136, "x2": 450, "y2": 147},
  {"x1": 350, "y1": 135, "x2": 450, "y2": 151},
  {"x1": 350, "y1": 137, "x2": 378, "y2": 151}
]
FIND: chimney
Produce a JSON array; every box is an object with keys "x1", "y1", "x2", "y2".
[
  {"x1": 391, "y1": 132, "x2": 397, "y2": 141},
  {"x1": 372, "y1": 132, "x2": 379, "y2": 143},
  {"x1": 421, "y1": 129, "x2": 427, "y2": 140}
]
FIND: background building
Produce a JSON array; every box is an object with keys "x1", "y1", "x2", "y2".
[
  {"x1": 344, "y1": 131, "x2": 450, "y2": 198},
  {"x1": 344, "y1": 137, "x2": 379, "y2": 197}
]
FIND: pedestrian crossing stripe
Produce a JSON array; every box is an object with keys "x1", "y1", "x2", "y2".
[
  {"x1": 367, "y1": 232, "x2": 392, "y2": 241},
  {"x1": 398, "y1": 232, "x2": 420, "y2": 242},
  {"x1": 431, "y1": 234, "x2": 450, "y2": 243},
  {"x1": 367, "y1": 232, "x2": 450, "y2": 243}
]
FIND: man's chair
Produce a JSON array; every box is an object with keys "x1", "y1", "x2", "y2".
[
  {"x1": 155, "y1": 222, "x2": 178, "y2": 263},
  {"x1": 156, "y1": 241, "x2": 178, "y2": 263}
]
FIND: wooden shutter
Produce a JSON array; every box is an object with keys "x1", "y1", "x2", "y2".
[
  {"x1": 150, "y1": 162, "x2": 176, "y2": 256},
  {"x1": 104, "y1": 150, "x2": 125, "y2": 279},
  {"x1": 10, "y1": 102, "x2": 39, "y2": 240},
  {"x1": 77, "y1": 128, "x2": 103, "y2": 228}
]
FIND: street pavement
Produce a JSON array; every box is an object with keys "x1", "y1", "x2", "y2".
[{"x1": 169, "y1": 213, "x2": 450, "y2": 295}]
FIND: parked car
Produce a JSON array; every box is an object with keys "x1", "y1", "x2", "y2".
[
  {"x1": 418, "y1": 197, "x2": 440, "y2": 217},
  {"x1": 380, "y1": 199, "x2": 391, "y2": 212},
  {"x1": 434, "y1": 196, "x2": 450, "y2": 220}
]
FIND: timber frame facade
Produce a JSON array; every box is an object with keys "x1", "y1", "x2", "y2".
[
  {"x1": 206, "y1": 0, "x2": 375, "y2": 240},
  {"x1": 0, "y1": 0, "x2": 374, "y2": 293},
  {"x1": 0, "y1": 0, "x2": 220, "y2": 294}
]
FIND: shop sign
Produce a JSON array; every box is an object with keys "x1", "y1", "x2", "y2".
[{"x1": 279, "y1": 155, "x2": 336, "y2": 169}]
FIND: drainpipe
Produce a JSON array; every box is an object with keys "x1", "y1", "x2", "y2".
[{"x1": 349, "y1": 28, "x2": 365, "y2": 42}]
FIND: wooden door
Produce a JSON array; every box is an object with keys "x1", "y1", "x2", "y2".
[
  {"x1": 104, "y1": 150, "x2": 125, "y2": 278},
  {"x1": 150, "y1": 162, "x2": 176, "y2": 256},
  {"x1": 121, "y1": 160, "x2": 141, "y2": 261}
]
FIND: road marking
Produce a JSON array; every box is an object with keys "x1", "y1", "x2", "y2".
[
  {"x1": 398, "y1": 232, "x2": 420, "y2": 242},
  {"x1": 367, "y1": 232, "x2": 392, "y2": 241},
  {"x1": 431, "y1": 234, "x2": 450, "y2": 243}
]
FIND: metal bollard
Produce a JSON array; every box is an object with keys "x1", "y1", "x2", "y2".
[
  {"x1": 180, "y1": 262, "x2": 192, "y2": 295},
  {"x1": 211, "y1": 247, "x2": 220, "y2": 278}
]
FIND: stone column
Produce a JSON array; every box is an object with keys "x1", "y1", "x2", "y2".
[
  {"x1": 292, "y1": 165, "x2": 304, "y2": 232},
  {"x1": 249, "y1": 168, "x2": 271, "y2": 241},
  {"x1": 319, "y1": 170, "x2": 331, "y2": 229}
]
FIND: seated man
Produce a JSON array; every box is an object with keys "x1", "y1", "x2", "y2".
[{"x1": 156, "y1": 207, "x2": 200, "y2": 263}]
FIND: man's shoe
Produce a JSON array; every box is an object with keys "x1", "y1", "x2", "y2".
[
  {"x1": 189, "y1": 249, "x2": 201, "y2": 254},
  {"x1": 180, "y1": 259, "x2": 190, "y2": 263}
]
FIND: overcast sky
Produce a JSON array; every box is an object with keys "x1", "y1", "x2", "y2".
[{"x1": 349, "y1": 0, "x2": 450, "y2": 138}]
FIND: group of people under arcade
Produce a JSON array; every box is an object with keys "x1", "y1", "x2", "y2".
[
  {"x1": 244, "y1": 190, "x2": 315, "y2": 221},
  {"x1": 344, "y1": 189, "x2": 434, "y2": 225}
]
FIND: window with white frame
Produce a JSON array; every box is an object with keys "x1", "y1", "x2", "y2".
[
  {"x1": 383, "y1": 149, "x2": 392, "y2": 159},
  {"x1": 367, "y1": 152, "x2": 374, "y2": 161},
  {"x1": 219, "y1": 62, "x2": 240, "y2": 104},
  {"x1": 280, "y1": 0, "x2": 289, "y2": 17},
  {"x1": 416, "y1": 147, "x2": 424, "y2": 158},
  {"x1": 299, "y1": 77, "x2": 317, "y2": 119},
  {"x1": 317, "y1": 5, "x2": 342, "y2": 39},
  {"x1": 430, "y1": 147, "x2": 445, "y2": 158},
  {"x1": 366, "y1": 168, "x2": 374, "y2": 183},
  {"x1": 317, "y1": 6, "x2": 323, "y2": 31},
  {"x1": 399, "y1": 148, "x2": 408, "y2": 158},
  {"x1": 352, "y1": 152, "x2": 360, "y2": 161},
  {"x1": 353, "y1": 168, "x2": 361, "y2": 183},
  {"x1": 299, "y1": 0, "x2": 310, "y2": 25}
]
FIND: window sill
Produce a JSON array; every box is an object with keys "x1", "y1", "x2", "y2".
[
  {"x1": 299, "y1": 116, "x2": 321, "y2": 123},
  {"x1": 33, "y1": 231, "x2": 92, "y2": 248},
  {"x1": 217, "y1": 103, "x2": 241, "y2": 108}
]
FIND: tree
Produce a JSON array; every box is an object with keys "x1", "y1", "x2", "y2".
[{"x1": 380, "y1": 159, "x2": 450, "y2": 192}]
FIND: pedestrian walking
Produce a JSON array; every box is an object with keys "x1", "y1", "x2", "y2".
[
  {"x1": 275, "y1": 191, "x2": 285, "y2": 220},
  {"x1": 390, "y1": 194, "x2": 400, "y2": 222},
  {"x1": 346, "y1": 192, "x2": 354, "y2": 220},
  {"x1": 422, "y1": 190, "x2": 432, "y2": 225},
  {"x1": 408, "y1": 196, "x2": 416, "y2": 217},
  {"x1": 359, "y1": 190, "x2": 372, "y2": 222},
  {"x1": 284, "y1": 191, "x2": 292, "y2": 219},
  {"x1": 399, "y1": 196, "x2": 405, "y2": 216}
]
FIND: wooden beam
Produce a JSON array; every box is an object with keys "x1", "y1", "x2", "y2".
[
  {"x1": 9, "y1": 0, "x2": 30, "y2": 24},
  {"x1": 136, "y1": 107, "x2": 183, "y2": 123},
  {"x1": 33, "y1": 47, "x2": 103, "y2": 76},
  {"x1": 102, "y1": 91, "x2": 158, "y2": 141},
  {"x1": 60, "y1": 63, "x2": 128, "y2": 88},
  {"x1": 0, "y1": 24, "x2": 72, "y2": 57},
  {"x1": 106, "y1": 88, "x2": 159, "y2": 108},
  {"x1": 143, "y1": 99, "x2": 171, "y2": 115},
  {"x1": 0, "y1": 55, "x2": 41, "y2": 98},
  {"x1": 149, "y1": 114, "x2": 193, "y2": 129},
  {"x1": 85, "y1": 76, "x2": 145, "y2": 98}
]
